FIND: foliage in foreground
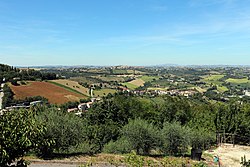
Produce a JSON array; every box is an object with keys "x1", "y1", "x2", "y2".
[
  {"x1": 0, "y1": 109, "x2": 50, "y2": 167},
  {"x1": 161, "y1": 122, "x2": 190, "y2": 155},
  {"x1": 36, "y1": 108, "x2": 87, "y2": 156},
  {"x1": 103, "y1": 119, "x2": 163, "y2": 155}
]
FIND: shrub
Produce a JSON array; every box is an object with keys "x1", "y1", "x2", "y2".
[
  {"x1": 103, "y1": 137, "x2": 132, "y2": 154},
  {"x1": 161, "y1": 122, "x2": 190, "y2": 155}
]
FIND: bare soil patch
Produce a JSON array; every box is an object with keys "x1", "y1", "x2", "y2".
[
  {"x1": 10, "y1": 81, "x2": 85, "y2": 104},
  {"x1": 206, "y1": 144, "x2": 250, "y2": 167}
]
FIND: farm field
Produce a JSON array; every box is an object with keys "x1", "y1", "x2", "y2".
[
  {"x1": 94, "y1": 75, "x2": 126, "y2": 82},
  {"x1": 140, "y1": 76, "x2": 160, "y2": 82},
  {"x1": 93, "y1": 88, "x2": 117, "y2": 97},
  {"x1": 50, "y1": 79, "x2": 89, "y2": 96},
  {"x1": 201, "y1": 74, "x2": 229, "y2": 93},
  {"x1": 112, "y1": 69, "x2": 128, "y2": 74},
  {"x1": 127, "y1": 69, "x2": 145, "y2": 74},
  {"x1": 226, "y1": 77, "x2": 250, "y2": 84},
  {"x1": 189, "y1": 86, "x2": 207, "y2": 93},
  {"x1": 70, "y1": 77, "x2": 100, "y2": 85},
  {"x1": 217, "y1": 85, "x2": 229, "y2": 92},
  {"x1": 122, "y1": 76, "x2": 160, "y2": 90},
  {"x1": 202, "y1": 74, "x2": 225, "y2": 85},
  {"x1": 122, "y1": 82, "x2": 139, "y2": 90},
  {"x1": 129, "y1": 78, "x2": 145, "y2": 87},
  {"x1": 147, "y1": 87, "x2": 168, "y2": 91},
  {"x1": 10, "y1": 81, "x2": 87, "y2": 104}
]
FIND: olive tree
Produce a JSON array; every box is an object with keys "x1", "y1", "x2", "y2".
[
  {"x1": 121, "y1": 119, "x2": 161, "y2": 155},
  {"x1": 161, "y1": 122, "x2": 190, "y2": 155}
]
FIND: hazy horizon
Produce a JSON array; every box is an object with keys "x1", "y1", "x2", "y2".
[{"x1": 1, "y1": 0, "x2": 250, "y2": 66}]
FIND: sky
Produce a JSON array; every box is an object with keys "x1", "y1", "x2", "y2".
[{"x1": 0, "y1": 0, "x2": 250, "y2": 66}]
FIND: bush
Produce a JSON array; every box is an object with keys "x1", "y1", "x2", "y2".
[
  {"x1": 103, "y1": 137, "x2": 132, "y2": 154},
  {"x1": 121, "y1": 119, "x2": 161, "y2": 155},
  {"x1": 161, "y1": 122, "x2": 190, "y2": 155}
]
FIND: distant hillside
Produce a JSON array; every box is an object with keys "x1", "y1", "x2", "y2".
[{"x1": 0, "y1": 63, "x2": 57, "y2": 83}]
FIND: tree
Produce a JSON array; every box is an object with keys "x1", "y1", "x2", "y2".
[
  {"x1": 0, "y1": 109, "x2": 49, "y2": 167},
  {"x1": 36, "y1": 108, "x2": 86, "y2": 156},
  {"x1": 161, "y1": 122, "x2": 190, "y2": 155},
  {"x1": 121, "y1": 119, "x2": 161, "y2": 155},
  {"x1": 2, "y1": 84, "x2": 14, "y2": 108}
]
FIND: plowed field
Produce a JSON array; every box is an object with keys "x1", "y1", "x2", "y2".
[{"x1": 10, "y1": 81, "x2": 85, "y2": 104}]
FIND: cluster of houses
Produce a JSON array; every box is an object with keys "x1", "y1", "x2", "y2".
[
  {"x1": 0, "y1": 100, "x2": 43, "y2": 115},
  {"x1": 155, "y1": 89, "x2": 197, "y2": 97},
  {"x1": 67, "y1": 97, "x2": 101, "y2": 115},
  {"x1": 118, "y1": 85, "x2": 198, "y2": 98}
]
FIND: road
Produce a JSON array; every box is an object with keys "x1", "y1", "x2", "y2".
[{"x1": 0, "y1": 83, "x2": 4, "y2": 110}]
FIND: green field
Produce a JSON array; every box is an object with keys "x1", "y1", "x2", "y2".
[
  {"x1": 93, "y1": 88, "x2": 117, "y2": 97},
  {"x1": 147, "y1": 87, "x2": 168, "y2": 91},
  {"x1": 188, "y1": 86, "x2": 207, "y2": 93},
  {"x1": 122, "y1": 82, "x2": 139, "y2": 90},
  {"x1": 201, "y1": 75, "x2": 229, "y2": 93},
  {"x1": 140, "y1": 76, "x2": 160, "y2": 82},
  {"x1": 217, "y1": 85, "x2": 229, "y2": 93},
  {"x1": 226, "y1": 78, "x2": 250, "y2": 84},
  {"x1": 95, "y1": 75, "x2": 126, "y2": 82},
  {"x1": 112, "y1": 69, "x2": 128, "y2": 74},
  {"x1": 202, "y1": 75, "x2": 225, "y2": 84}
]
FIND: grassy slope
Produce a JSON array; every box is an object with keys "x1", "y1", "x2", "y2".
[
  {"x1": 226, "y1": 78, "x2": 250, "y2": 84},
  {"x1": 48, "y1": 81, "x2": 88, "y2": 97},
  {"x1": 202, "y1": 75, "x2": 228, "y2": 93},
  {"x1": 93, "y1": 89, "x2": 117, "y2": 97},
  {"x1": 140, "y1": 76, "x2": 160, "y2": 82},
  {"x1": 122, "y1": 82, "x2": 138, "y2": 90}
]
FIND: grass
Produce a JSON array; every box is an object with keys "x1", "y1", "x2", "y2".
[
  {"x1": 122, "y1": 82, "x2": 139, "y2": 90},
  {"x1": 48, "y1": 81, "x2": 88, "y2": 97},
  {"x1": 140, "y1": 76, "x2": 160, "y2": 82},
  {"x1": 129, "y1": 79, "x2": 145, "y2": 87},
  {"x1": 113, "y1": 69, "x2": 128, "y2": 74},
  {"x1": 202, "y1": 75, "x2": 225, "y2": 85},
  {"x1": 147, "y1": 87, "x2": 168, "y2": 91},
  {"x1": 93, "y1": 89, "x2": 117, "y2": 97},
  {"x1": 24, "y1": 153, "x2": 210, "y2": 167},
  {"x1": 127, "y1": 70, "x2": 145, "y2": 74},
  {"x1": 204, "y1": 74, "x2": 225, "y2": 80},
  {"x1": 95, "y1": 75, "x2": 126, "y2": 82},
  {"x1": 189, "y1": 86, "x2": 207, "y2": 93},
  {"x1": 52, "y1": 79, "x2": 89, "y2": 96},
  {"x1": 226, "y1": 78, "x2": 250, "y2": 84},
  {"x1": 217, "y1": 85, "x2": 229, "y2": 93},
  {"x1": 201, "y1": 75, "x2": 230, "y2": 93}
]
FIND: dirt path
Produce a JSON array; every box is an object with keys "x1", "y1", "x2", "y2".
[
  {"x1": 207, "y1": 144, "x2": 250, "y2": 167},
  {"x1": 28, "y1": 161, "x2": 120, "y2": 167}
]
